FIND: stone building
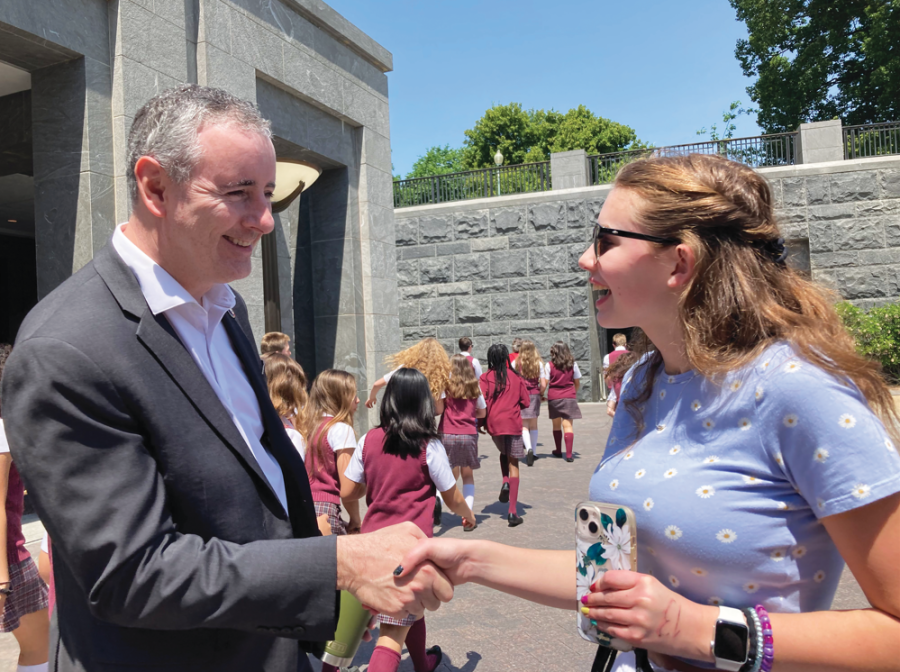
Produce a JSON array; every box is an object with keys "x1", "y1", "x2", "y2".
[{"x1": 0, "y1": 0, "x2": 399, "y2": 417}]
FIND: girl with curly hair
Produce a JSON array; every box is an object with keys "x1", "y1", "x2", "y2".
[{"x1": 365, "y1": 338, "x2": 449, "y2": 414}]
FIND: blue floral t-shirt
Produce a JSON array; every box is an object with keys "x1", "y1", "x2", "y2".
[{"x1": 589, "y1": 342, "x2": 900, "y2": 616}]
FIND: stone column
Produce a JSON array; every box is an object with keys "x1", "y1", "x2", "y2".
[
  {"x1": 796, "y1": 120, "x2": 844, "y2": 165},
  {"x1": 550, "y1": 149, "x2": 589, "y2": 190}
]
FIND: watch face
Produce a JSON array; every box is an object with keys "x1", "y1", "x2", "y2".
[{"x1": 714, "y1": 619, "x2": 749, "y2": 662}]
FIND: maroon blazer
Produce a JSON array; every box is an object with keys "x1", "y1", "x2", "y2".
[{"x1": 479, "y1": 370, "x2": 530, "y2": 436}]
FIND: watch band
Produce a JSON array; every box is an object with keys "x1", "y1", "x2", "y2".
[{"x1": 712, "y1": 606, "x2": 749, "y2": 672}]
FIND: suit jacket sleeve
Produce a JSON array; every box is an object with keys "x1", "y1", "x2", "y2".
[{"x1": 2, "y1": 336, "x2": 337, "y2": 639}]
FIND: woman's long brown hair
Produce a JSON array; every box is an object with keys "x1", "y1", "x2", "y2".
[
  {"x1": 303, "y1": 369, "x2": 357, "y2": 474},
  {"x1": 262, "y1": 353, "x2": 308, "y2": 430},
  {"x1": 613, "y1": 153, "x2": 899, "y2": 442},
  {"x1": 446, "y1": 354, "x2": 481, "y2": 400},
  {"x1": 516, "y1": 340, "x2": 543, "y2": 380}
]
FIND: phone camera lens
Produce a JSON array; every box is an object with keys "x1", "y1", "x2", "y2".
[
  {"x1": 588, "y1": 522, "x2": 598, "y2": 534},
  {"x1": 579, "y1": 509, "x2": 589, "y2": 521}
]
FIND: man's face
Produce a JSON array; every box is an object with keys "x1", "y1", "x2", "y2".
[{"x1": 161, "y1": 123, "x2": 276, "y2": 297}]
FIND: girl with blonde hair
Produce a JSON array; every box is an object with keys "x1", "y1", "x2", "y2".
[
  {"x1": 365, "y1": 338, "x2": 449, "y2": 413},
  {"x1": 511, "y1": 340, "x2": 548, "y2": 466},
  {"x1": 303, "y1": 370, "x2": 362, "y2": 540},
  {"x1": 439, "y1": 354, "x2": 487, "y2": 524},
  {"x1": 401, "y1": 153, "x2": 900, "y2": 672}
]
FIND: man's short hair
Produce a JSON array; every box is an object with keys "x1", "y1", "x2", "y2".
[
  {"x1": 127, "y1": 84, "x2": 272, "y2": 203},
  {"x1": 612, "y1": 333, "x2": 628, "y2": 347},
  {"x1": 261, "y1": 332, "x2": 290, "y2": 355},
  {"x1": 459, "y1": 337, "x2": 473, "y2": 352},
  {"x1": 511, "y1": 337, "x2": 523, "y2": 353}
]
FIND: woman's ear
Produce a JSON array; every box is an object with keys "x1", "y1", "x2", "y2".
[{"x1": 667, "y1": 243, "x2": 696, "y2": 290}]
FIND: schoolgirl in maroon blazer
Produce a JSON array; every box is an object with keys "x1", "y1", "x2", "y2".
[
  {"x1": 546, "y1": 341, "x2": 583, "y2": 462},
  {"x1": 478, "y1": 344, "x2": 530, "y2": 527},
  {"x1": 342, "y1": 368, "x2": 474, "y2": 672}
]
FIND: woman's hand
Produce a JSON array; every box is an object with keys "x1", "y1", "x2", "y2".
[
  {"x1": 606, "y1": 399, "x2": 617, "y2": 417},
  {"x1": 582, "y1": 570, "x2": 715, "y2": 662},
  {"x1": 365, "y1": 395, "x2": 377, "y2": 409},
  {"x1": 316, "y1": 514, "x2": 333, "y2": 537},
  {"x1": 347, "y1": 516, "x2": 361, "y2": 535}
]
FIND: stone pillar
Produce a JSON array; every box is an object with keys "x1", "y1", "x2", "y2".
[
  {"x1": 796, "y1": 120, "x2": 844, "y2": 165},
  {"x1": 550, "y1": 149, "x2": 589, "y2": 190}
]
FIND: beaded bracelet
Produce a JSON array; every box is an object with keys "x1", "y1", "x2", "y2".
[
  {"x1": 755, "y1": 605, "x2": 774, "y2": 672},
  {"x1": 742, "y1": 607, "x2": 764, "y2": 672}
]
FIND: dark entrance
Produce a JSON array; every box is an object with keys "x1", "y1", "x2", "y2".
[{"x1": 0, "y1": 235, "x2": 37, "y2": 344}]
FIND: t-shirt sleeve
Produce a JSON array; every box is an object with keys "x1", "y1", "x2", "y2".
[
  {"x1": 383, "y1": 367, "x2": 400, "y2": 384},
  {"x1": 472, "y1": 358, "x2": 483, "y2": 378},
  {"x1": 426, "y1": 439, "x2": 458, "y2": 492},
  {"x1": 344, "y1": 434, "x2": 367, "y2": 484},
  {"x1": 541, "y1": 363, "x2": 550, "y2": 380},
  {"x1": 41, "y1": 531, "x2": 49, "y2": 554},
  {"x1": 757, "y1": 359, "x2": 900, "y2": 518},
  {"x1": 476, "y1": 394, "x2": 487, "y2": 410},
  {"x1": 285, "y1": 427, "x2": 307, "y2": 460},
  {"x1": 0, "y1": 420, "x2": 9, "y2": 455},
  {"x1": 327, "y1": 423, "x2": 358, "y2": 451},
  {"x1": 573, "y1": 362, "x2": 582, "y2": 380}
]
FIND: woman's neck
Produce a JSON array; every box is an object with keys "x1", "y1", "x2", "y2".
[{"x1": 643, "y1": 324, "x2": 692, "y2": 375}]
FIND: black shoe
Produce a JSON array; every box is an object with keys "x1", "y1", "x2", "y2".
[
  {"x1": 425, "y1": 645, "x2": 443, "y2": 672},
  {"x1": 552, "y1": 450, "x2": 562, "y2": 458},
  {"x1": 566, "y1": 457, "x2": 574, "y2": 462},
  {"x1": 433, "y1": 499, "x2": 442, "y2": 526},
  {"x1": 507, "y1": 513, "x2": 524, "y2": 527},
  {"x1": 526, "y1": 450, "x2": 535, "y2": 467},
  {"x1": 498, "y1": 482, "x2": 510, "y2": 503}
]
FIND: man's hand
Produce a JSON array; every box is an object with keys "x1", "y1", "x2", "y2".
[{"x1": 336, "y1": 522, "x2": 454, "y2": 619}]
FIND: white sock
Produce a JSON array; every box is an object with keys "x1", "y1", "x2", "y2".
[
  {"x1": 530, "y1": 428, "x2": 539, "y2": 452},
  {"x1": 463, "y1": 484, "x2": 475, "y2": 512},
  {"x1": 436, "y1": 491, "x2": 445, "y2": 506},
  {"x1": 522, "y1": 427, "x2": 532, "y2": 453},
  {"x1": 17, "y1": 664, "x2": 49, "y2": 672}
]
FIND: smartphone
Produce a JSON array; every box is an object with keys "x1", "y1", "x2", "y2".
[{"x1": 576, "y1": 501, "x2": 638, "y2": 650}]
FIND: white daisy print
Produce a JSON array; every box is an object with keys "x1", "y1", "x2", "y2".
[
  {"x1": 704, "y1": 456, "x2": 720, "y2": 464},
  {"x1": 762, "y1": 361, "x2": 771, "y2": 369},
  {"x1": 816, "y1": 498, "x2": 825, "y2": 511},
  {"x1": 708, "y1": 596, "x2": 723, "y2": 606},
  {"x1": 792, "y1": 545, "x2": 807, "y2": 558},
  {"x1": 784, "y1": 361, "x2": 802, "y2": 373},
  {"x1": 770, "y1": 549, "x2": 786, "y2": 561},
  {"x1": 659, "y1": 389, "x2": 667, "y2": 400},
  {"x1": 814, "y1": 570, "x2": 826, "y2": 583},
  {"x1": 783, "y1": 413, "x2": 799, "y2": 428},
  {"x1": 716, "y1": 529, "x2": 737, "y2": 544},
  {"x1": 742, "y1": 475, "x2": 761, "y2": 484},
  {"x1": 669, "y1": 445, "x2": 681, "y2": 455},
  {"x1": 851, "y1": 484, "x2": 871, "y2": 499},
  {"x1": 814, "y1": 448, "x2": 829, "y2": 463},
  {"x1": 664, "y1": 468, "x2": 678, "y2": 479},
  {"x1": 743, "y1": 582, "x2": 760, "y2": 594},
  {"x1": 739, "y1": 418, "x2": 752, "y2": 430},
  {"x1": 691, "y1": 568, "x2": 708, "y2": 577},
  {"x1": 635, "y1": 468, "x2": 646, "y2": 479},
  {"x1": 696, "y1": 485, "x2": 715, "y2": 499},
  {"x1": 623, "y1": 450, "x2": 635, "y2": 460},
  {"x1": 755, "y1": 386, "x2": 764, "y2": 400},
  {"x1": 887, "y1": 438, "x2": 895, "y2": 453},
  {"x1": 667, "y1": 375, "x2": 676, "y2": 384},
  {"x1": 838, "y1": 414, "x2": 857, "y2": 429},
  {"x1": 643, "y1": 498, "x2": 654, "y2": 511},
  {"x1": 610, "y1": 479, "x2": 619, "y2": 491},
  {"x1": 665, "y1": 525, "x2": 683, "y2": 541},
  {"x1": 691, "y1": 400, "x2": 702, "y2": 412},
  {"x1": 669, "y1": 575, "x2": 680, "y2": 588},
  {"x1": 776, "y1": 501, "x2": 789, "y2": 510},
  {"x1": 730, "y1": 381, "x2": 742, "y2": 392},
  {"x1": 774, "y1": 452, "x2": 784, "y2": 466},
  {"x1": 703, "y1": 418, "x2": 715, "y2": 429}
]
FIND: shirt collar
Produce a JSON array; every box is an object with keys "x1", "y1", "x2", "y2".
[{"x1": 112, "y1": 223, "x2": 235, "y2": 316}]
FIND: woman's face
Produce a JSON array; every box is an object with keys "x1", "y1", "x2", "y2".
[{"x1": 577, "y1": 187, "x2": 683, "y2": 332}]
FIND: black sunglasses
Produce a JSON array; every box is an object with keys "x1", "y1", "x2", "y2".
[{"x1": 592, "y1": 224, "x2": 680, "y2": 257}]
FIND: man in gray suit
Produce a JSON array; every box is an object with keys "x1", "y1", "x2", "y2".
[{"x1": 0, "y1": 85, "x2": 450, "y2": 671}]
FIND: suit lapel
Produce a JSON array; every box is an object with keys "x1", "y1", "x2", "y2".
[{"x1": 93, "y1": 244, "x2": 284, "y2": 507}]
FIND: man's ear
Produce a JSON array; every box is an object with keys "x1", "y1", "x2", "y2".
[
  {"x1": 133, "y1": 156, "x2": 170, "y2": 218},
  {"x1": 667, "y1": 243, "x2": 696, "y2": 290}
]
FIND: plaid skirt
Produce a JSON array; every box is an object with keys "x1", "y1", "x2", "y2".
[
  {"x1": 548, "y1": 397, "x2": 582, "y2": 420},
  {"x1": 521, "y1": 393, "x2": 542, "y2": 419},
  {"x1": 492, "y1": 434, "x2": 526, "y2": 460},
  {"x1": 378, "y1": 611, "x2": 419, "y2": 626},
  {"x1": 313, "y1": 500, "x2": 347, "y2": 536},
  {"x1": 442, "y1": 433, "x2": 480, "y2": 469},
  {"x1": 0, "y1": 557, "x2": 49, "y2": 632}
]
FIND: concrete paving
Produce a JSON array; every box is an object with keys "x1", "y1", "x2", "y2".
[{"x1": 0, "y1": 403, "x2": 871, "y2": 671}]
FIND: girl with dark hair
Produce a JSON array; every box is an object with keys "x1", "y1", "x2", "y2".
[
  {"x1": 342, "y1": 368, "x2": 473, "y2": 672},
  {"x1": 0, "y1": 344, "x2": 50, "y2": 672},
  {"x1": 547, "y1": 341, "x2": 583, "y2": 461},
  {"x1": 479, "y1": 344, "x2": 531, "y2": 527}
]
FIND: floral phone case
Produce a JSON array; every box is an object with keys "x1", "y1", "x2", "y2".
[{"x1": 576, "y1": 501, "x2": 637, "y2": 650}]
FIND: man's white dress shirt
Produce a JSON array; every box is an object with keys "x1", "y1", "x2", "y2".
[
  {"x1": 460, "y1": 351, "x2": 483, "y2": 378},
  {"x1": 112, "y1": 225, "x2": 289, "y2": 512}
]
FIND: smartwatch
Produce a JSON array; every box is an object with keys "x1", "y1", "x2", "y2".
[{"x1": 711, "y1": 606, "x2": 749, "y2": 672}]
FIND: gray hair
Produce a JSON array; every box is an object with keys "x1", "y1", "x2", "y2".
[{"x1": 126, "y1": 84, "x2": 272, "y2": 202}]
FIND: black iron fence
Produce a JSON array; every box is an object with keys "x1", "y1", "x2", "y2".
[
  {"x1": 588, "y1": 132, "x2": 798, "y2": 186},
  {"x1": 843, "y1": 121, "x2": 900, "y2": 159},
  {"x1": 393, "y1": 161, "x2": 551, "y2": 208}
]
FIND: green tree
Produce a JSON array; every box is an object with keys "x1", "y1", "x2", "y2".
[
  {"x1": 549, "y1": 105, "x2": 645, "y2": 155},
  {"x1": 461, "y1": 102, "x2": 539, "y2": 169},
  {"x1": 696, "y1": 100, "x2": 755, "y2": 141},
  {"x1": 731, "y1": 0, "x2": 900, "y2": 132},
  {"x1": 404, "y1": 145, "x2": 466, "y2": 179}
]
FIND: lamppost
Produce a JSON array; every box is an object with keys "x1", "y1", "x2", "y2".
[{"x1": 494, "y1": 149, "x2": 503, "y2": 196}]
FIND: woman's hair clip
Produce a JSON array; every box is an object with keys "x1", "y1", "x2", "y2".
[{"x1": 763, "y1": 237, "x2": 788, "y2": 264}]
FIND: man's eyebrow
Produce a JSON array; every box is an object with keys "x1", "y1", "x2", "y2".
[{"x1": 221, "y1": 180, "x2": 277, "y2": 189}]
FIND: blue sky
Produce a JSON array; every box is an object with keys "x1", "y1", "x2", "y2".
[{"x1": 326, "y1": 0, "x2": 763, "y2": 177}]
